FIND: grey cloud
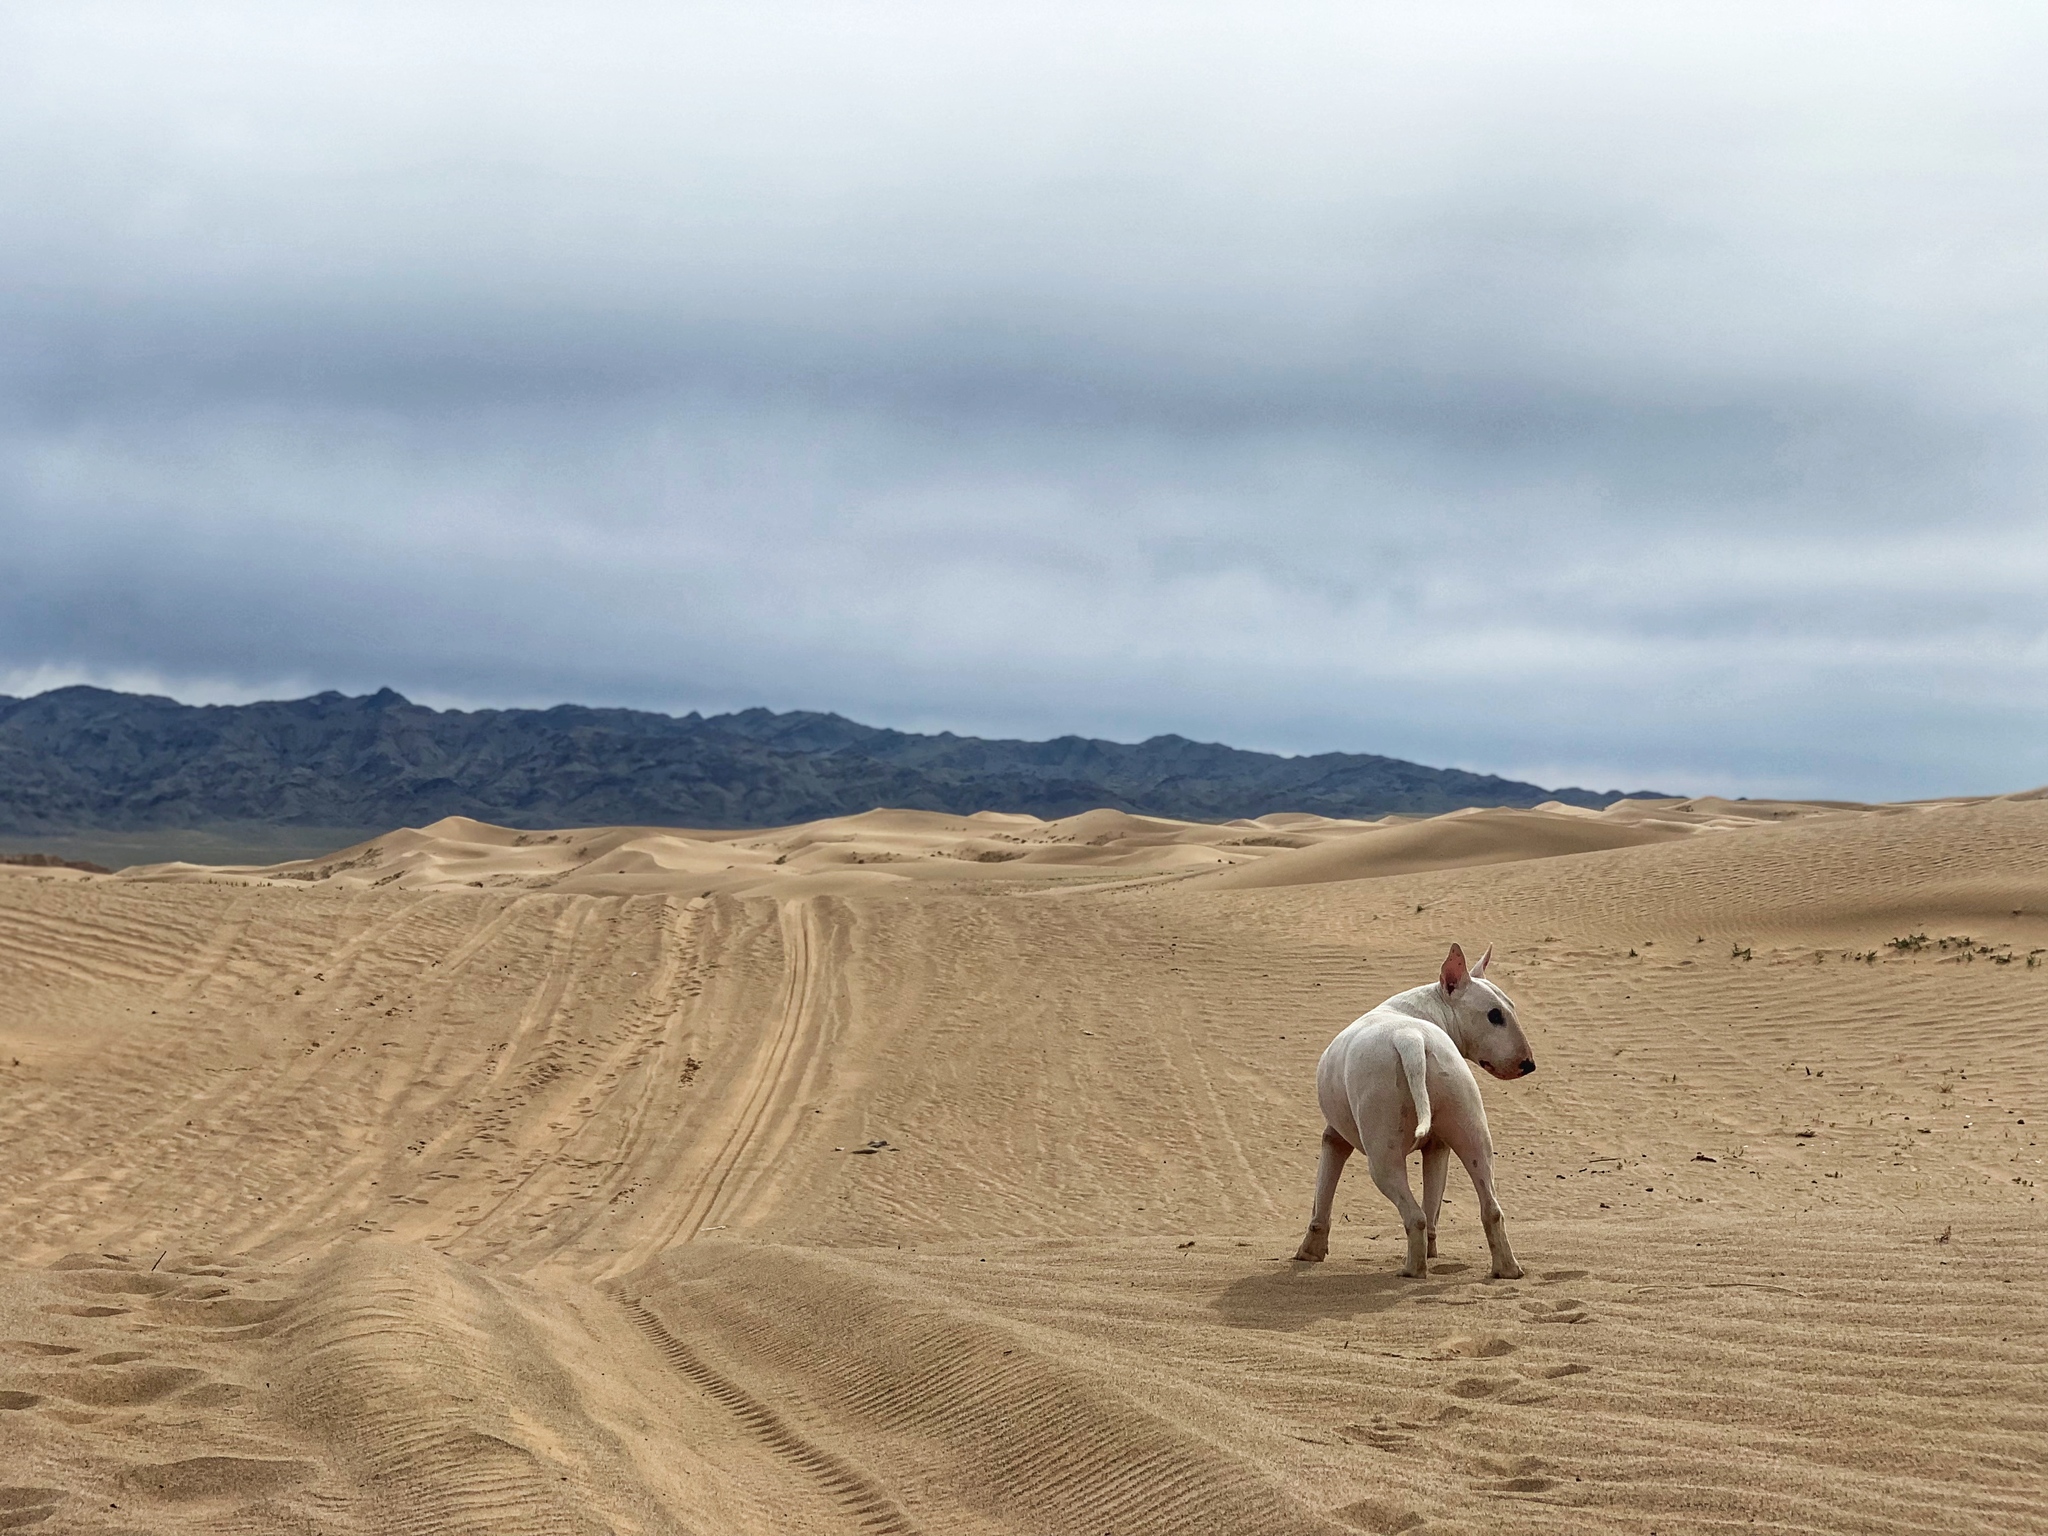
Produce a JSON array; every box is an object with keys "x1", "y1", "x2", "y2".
[{"x1": 2, "y1": 4, "x2": 2047, "y2": 800}]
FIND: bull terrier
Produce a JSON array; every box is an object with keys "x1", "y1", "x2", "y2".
[{"x1": 1292, "y1": 943, "x2": 1535, "y2": 1279}]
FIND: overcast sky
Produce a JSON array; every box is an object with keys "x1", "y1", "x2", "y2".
[{"x1": 3, "y1": 4, "x2": 2045, "y2": 799}]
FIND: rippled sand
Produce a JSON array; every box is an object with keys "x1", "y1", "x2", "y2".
[{"x1": 2, "y1": 792, "x2": 2043, "y2": 1534}]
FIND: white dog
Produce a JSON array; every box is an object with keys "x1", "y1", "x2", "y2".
[{"x1": 1293, "y1": 943, "x2": 1535, "y2": 1279}]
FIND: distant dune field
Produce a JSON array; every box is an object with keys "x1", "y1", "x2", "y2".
[{"x1": 2, "y1": 793, "x2": 2043, "y2": 1534}]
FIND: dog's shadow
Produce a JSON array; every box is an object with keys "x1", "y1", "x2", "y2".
[{"x1": 1212, "y1": 1260, "x2": 1472, "y2": 1331}]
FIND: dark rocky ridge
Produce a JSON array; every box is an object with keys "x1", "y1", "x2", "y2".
[{"x1": 0, "y1": 686, "x2": 1661, "y2": 834}]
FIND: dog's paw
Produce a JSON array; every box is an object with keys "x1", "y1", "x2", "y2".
[{"x1": 1293, "y1": 1227, "x2": 1330, "y2": 1262}]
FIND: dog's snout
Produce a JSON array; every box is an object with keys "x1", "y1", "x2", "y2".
[{"x1": 1519, "y1": 1059, "x2": 1536, "y2": 1076}]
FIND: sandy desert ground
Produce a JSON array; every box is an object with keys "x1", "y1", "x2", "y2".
[{"x1": 1, "y1": 793, "x2": 2044, "y2": 1534}]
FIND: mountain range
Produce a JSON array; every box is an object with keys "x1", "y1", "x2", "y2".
[{"x1": 0, "y1": 685, "x2": 1661, "y2": 835}]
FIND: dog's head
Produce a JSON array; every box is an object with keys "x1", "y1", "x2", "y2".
[{"x1": 1439, "y1": 943, "x2": 1535, "y2": 1081}]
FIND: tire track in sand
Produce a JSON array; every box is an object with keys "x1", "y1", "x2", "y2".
[
  {"x1": 663, "y1": 899, "x2": 826, "y2": 1246},
  {"x1": 623, "y1": 1245, "x2": 1354, "y2": 1536},
  {"x1": 619, "y1": 1297, "x2": 921, "y2": 1536},
  {"x1": 607, "y1": 900, "x2": 920, "y2": 1535}
]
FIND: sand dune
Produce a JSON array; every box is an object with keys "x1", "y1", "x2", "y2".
[
  {"x1": 1, "y1": 793, "x2": 2044, "y2": 1533},
  {"x1": 119, "y1": 806, "x2": 1386, "y2": 895},
  {"x1": 1200, "y1": 804, "x2": 1699, "y2": 889},
  {"x1": 115, "y1": 794, "x2": 1878, "y2": 896}
]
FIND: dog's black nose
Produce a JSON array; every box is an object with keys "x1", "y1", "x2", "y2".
[{"x1": 1519, "y1": 1059, "x2": 1536, "y2": 1076}]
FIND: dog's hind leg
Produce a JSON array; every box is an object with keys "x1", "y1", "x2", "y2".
[
  {"x1": 1420, "y1": 1139, "x2": 1450, "y2": 1259},
  {"x1": 1366, "y1": 1143, "x2": 1430, "y2": 1277},
  {"x1": 1293, "y1": 1127, "x2": 1353, "y2": 1262}
]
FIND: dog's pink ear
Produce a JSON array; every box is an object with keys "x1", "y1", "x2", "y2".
[
  {"x1": 1474, "y1": 945, "x2": 1493, "y2": 978},
  {"x1": 1440, "y1": 943, "x2": 1468, "y2": 994}
]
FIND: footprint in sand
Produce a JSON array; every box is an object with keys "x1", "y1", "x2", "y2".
[
  {"x1": 0, "y1": 1488, "x2": 67, "y2": 1528},
  {"x1": 1532, "y1": 1361, "x2": 1592, "y2": 1378},
  {"x1": 46, "y1": 1364, "x2": 205, "y2": 1407},
  {"x1": 0, "y1": 1391, "x2": 44, "y2": 1410},
  {"x1": 1523, "y1": 1297, "x2": 1591, "y2": 1323},
  {"x1": 1476, "y1": 1453, "x2": 1557, "y2": 1493},
  {"x1": 1330, "y1": 1494, "x2": 1429, "y2": 1533},
  {"x1": 119, "y1": 1457, "x2": 314, "y2": 1503},
  {"x1": 57, "y1": 1271, "x2": 182, "y2": 1297},
  {"x1": 1437, "y1": 1333, "x2": 1516, "y2": 1358},
  {"x1": 0, "y1": 1342, "x2": 78, "y2": 1358},
  {"x1": 1447, "y1": 1375, "x2": 1513, "y2": 1399},
  {"x1": 175, "y1": 1381, "x2": 248, "y2": 1408},
  {"x1": 48, "y1": 1254, "x2": 129, "y2": 1271},
  {"x1": 155, "y1": 1294, "x2": 294, "y2": 1327},
  {"x1": 40, "y1": 1304, "x2": 126, "y2": 1318},
  {"x1": 1338, "y1": 1418, "x2": 1415, "y2": 1449}
]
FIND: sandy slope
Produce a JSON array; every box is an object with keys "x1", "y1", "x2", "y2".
[{"x1": 0, "y1": 796, "x2": 2043, "y2": 1534}]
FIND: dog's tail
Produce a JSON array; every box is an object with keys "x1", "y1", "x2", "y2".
[{"x1": 1394, "y1": 1028, "x2": 1432, "y2": 1145}]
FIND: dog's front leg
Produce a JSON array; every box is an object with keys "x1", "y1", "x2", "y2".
[{"x1": 1461, "y1": 1148, "x2": 1524, "y2": 1280}]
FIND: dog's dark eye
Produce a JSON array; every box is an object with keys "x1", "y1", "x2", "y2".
[{"x1": 1487, "y1": 1007, "x2": 1504, "y2": 1025}]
